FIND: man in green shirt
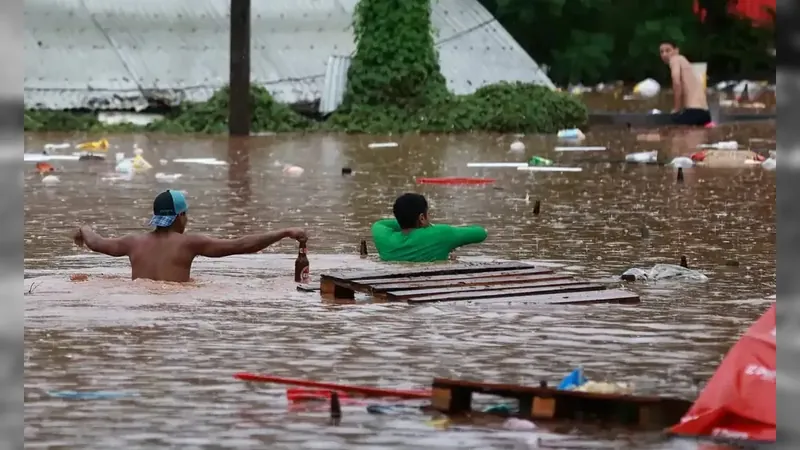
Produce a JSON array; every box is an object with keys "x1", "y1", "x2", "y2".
[{"x1": 371, "y1": 193, "x2": 488, "y2": 262}]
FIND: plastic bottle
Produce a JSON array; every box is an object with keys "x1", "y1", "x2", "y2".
[{"x1": 528, "y1": 156, "x2": 553, "y2": 166}]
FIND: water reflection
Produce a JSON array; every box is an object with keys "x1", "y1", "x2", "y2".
[{"x1": 24, "y1": 125, "x2": 775, "y2": 449}]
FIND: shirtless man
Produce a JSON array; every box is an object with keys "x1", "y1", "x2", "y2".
[
  {"x1": 71, "y1": 189, "x2": 308, "y2": 282},
  {"x1": 659, "y1": 41, "x2": 711, "y2": 126}
]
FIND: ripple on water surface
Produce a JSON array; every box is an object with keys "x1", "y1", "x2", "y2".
[{"x1": 25, "y1": 129, "x2": 774, "y2": 448}]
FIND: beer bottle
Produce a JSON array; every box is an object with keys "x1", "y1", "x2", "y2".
[
  {"x1": 294, "y1": 241, "x2": 310, "y2": 283},
  {"x1": 359, "y1": 239, "x2": 368, "y2": 258}
]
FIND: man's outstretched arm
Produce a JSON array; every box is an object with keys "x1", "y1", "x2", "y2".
[
  {"x1": 74, "y1": 225, "x2": 135, "y2": 257},
  {"x1": 187, "y1": 228, "x2": 307, "y2": 258}
]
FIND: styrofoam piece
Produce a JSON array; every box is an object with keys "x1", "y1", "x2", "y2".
[
  {"x1": 554, "y1": 146, "x2": 607, "y2": 152},
  {"x1": 467, "y1": 162, "x2": 527, "y2": 168},
  {"x1": 24, "y1": 153, "x2": 80, "y2": 162},
  {"x1": 172, "y1": 158, "x2": 228, "y2": 166},
  {"x1": 517, "y1": 166, "x2": 583, "y2": 172},
  {"x1": 368, "y1": 142, "x2": 399, "y2": 149}
]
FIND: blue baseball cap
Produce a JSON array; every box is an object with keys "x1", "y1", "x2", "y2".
[{"x1": 149, "y1": 190, "x2": 188, "y2": 227}]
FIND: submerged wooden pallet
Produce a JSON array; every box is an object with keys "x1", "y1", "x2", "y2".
[
  {"x1": 431, "y1": 378, "x2": 692, "y2": 430},
  {"x1": 319, "y1": 262, "x2": 639, "y2": 305}
]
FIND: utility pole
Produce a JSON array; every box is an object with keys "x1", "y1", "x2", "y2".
[{"x1": 228, "y1": 0, "x2": 251, "y2": 136}]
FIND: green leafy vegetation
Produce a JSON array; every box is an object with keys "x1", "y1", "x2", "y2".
[{"x1": 480, "y1": 0, "x2": 775, "y2": 85}]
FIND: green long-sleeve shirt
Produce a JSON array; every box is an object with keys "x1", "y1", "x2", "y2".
[{"x1": 370, "y1": 219, "x2": 488, "y2": 262}]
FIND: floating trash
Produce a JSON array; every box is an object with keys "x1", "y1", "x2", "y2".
[
  {"x1": 528, "y1": 156, "x2": 553, "y2": 166},
  {"x1": 43, "y1": 143, "x2": 71, "y2": 151},
  {"x1": 282, "y1": 165, "x2": 305, "y2": 177},
  {"x1": 41, "y1": 175, "x2": 60, "y2": 185},
  {"x1": 47, "y1": 390, "x2": 138, "y2": 400},
  {"x1": 172, "y1": 158, "x2": 228, "y2": 166},
  {"x1": 762, "y1": 157, "x2": 776, "y2": 171},
  {"x1": 557, "y1": 128, "x2": 585, "y2": 141},
  {"x1": 699, "y1": 141, "x2": 738, "y2": 150},
  {"x1": 517, "y1": 166, "x2": 582, "y2": 173},
  {"x1": 367, "y1": 142, "x2": 398, "y2": 149},
  {"x1": 76, "y1": 139, "x2": 109, "y2": 151},
  {"x1": 509, "y1": 140, "x2": 525, "y2": 152},
  {"x1": 466, "y1": 162, "x2": 526, "y2": 168},
  {"x1": 669, "y1": 157, "x2": 695, "y2": 168},
  {"x1": 503, "y1": 418, "x2": 537, "y2": 430},
  {"x1": 554, "y1": 146, "x2": 606, "y2": 152},
  {"x1": 625, "y1": 150, "x2": 658, "y2": 164},
  {"x1": 633, "y1": 78, "x2": 660, "y2": 98},
  {"x1": 24, "y1": 153, "x2": 80, "y2": 162},
  {"x1": 621, "y1": 264, "x2": 709, "y2": 282},
  {"x1": 155, "y1": 172, "x2": 183, "y2": 183}
]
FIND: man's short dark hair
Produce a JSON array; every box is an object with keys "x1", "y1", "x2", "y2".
[
  {"x1": 393, "y1": 193, "x2": 428, "y2": 229},
  {"x1": 661, "y1": 40, "x2": 678, "y2": 49}
]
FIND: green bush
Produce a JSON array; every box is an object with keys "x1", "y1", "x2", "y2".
[
  {"x1": 148, "y1": 85, "x2": 315, "y2": 133},
  {"x1": 327, "y1": 0, "x2": 585, "y2": 133}
]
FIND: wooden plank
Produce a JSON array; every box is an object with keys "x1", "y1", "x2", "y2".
[
  {"x1": 354, "y1": 267, "x2": 553, "y2": 285},
  {"x1": 431, "y1": 378, "x2": 691, "y2": 428},
  {"x1": 323, "y1": 262, "x2": 534, "y2": 281},
  {"x1": 385, "y1": 279, "x2": 589, "y2": 300},
  {"x1": 364, "y1": 271, "x2": 564, "y2": 291},
  {"x1": 409, "y1": 288, "x2": 640, "y2": 305},
  {"x1": 403, "y1": 283, "x2": 605, "y2": 303}
]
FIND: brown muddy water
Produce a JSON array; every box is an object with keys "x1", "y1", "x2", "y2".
[{"x1": 24, "y1": 124, "x2": 775, "y2": 449}]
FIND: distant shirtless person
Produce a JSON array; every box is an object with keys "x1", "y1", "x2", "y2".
[
  {"x1": 659, "y1": 41, "x2": 711, "y2": 126},
  {"x1": 71, "y1": 189, "x2": 308, "y2": 282}
]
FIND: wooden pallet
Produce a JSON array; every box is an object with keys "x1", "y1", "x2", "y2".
[
  {"x1": 431, "y1": 378, "x2": 692, "y2": 430},
  {"x1": 319, "y1": 262, "x2": 639, "y2": 305}
]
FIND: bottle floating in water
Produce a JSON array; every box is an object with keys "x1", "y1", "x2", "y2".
[
  {"x1": 528, "y1": 156, "x2": 553, "y2": 166},
  {"x1": 359, "y1": 239, "x2": 368, "y2": 258},
  {"x1": 295, "y1": 241, "x2": 309, "y2": 283}
]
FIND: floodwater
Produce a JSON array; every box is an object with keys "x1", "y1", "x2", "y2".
[{"x1": 24, "y1": 123, "x2": 775, "y2": 449}]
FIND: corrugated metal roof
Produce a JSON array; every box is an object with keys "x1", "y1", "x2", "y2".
[{"x1": 24, "y1": 0, "x2": 553, "y2": 111}]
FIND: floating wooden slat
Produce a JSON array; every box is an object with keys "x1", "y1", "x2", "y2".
[
  {"x1": 387, "y1": 279, "x2": 594, "y2": 301},
  {"x1": 431, "y1": 377, "x2": 692, "y2": 429},
  {"x1": 326, "y1": 262, "x2": 534, "y2": 281},
  {"x1": 318, "y1": 262, "x2": 638, "y2": 306},
  {"x1": 368, "y1": 272, "x2": 568, "y2": 293},
  {"x1": 354, "y1": 267, "x2": 552, "y2": 285},
  {"x1": 444, "y1": 289, "x2": 641, "y2": 306},
  {"x1": 400, "y1": 282, "x2": 604, "y2": 303}
]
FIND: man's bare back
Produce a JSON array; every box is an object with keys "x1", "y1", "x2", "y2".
[
  {"x1": 72, "y1": 190, "x2": 308, "y2": 282},
  {"x1": 73, "y1": 226, "x2": 308, "y2": 282},
  {"x1": 669, "y1": 54, "x2": 707, "y2": 110}
]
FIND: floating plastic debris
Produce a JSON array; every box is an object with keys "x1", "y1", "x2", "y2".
[
  {"x1": 43, "y1": 143, "x2": 71, "y2": 151},
  {"x1": 282, "y1": 165, "x2": 305, "y2": 177},
  {"x1": 574, "y1": 381, "x2": 634, "y2": 395},
  {"x1": 528, "y1": 156, "x2": 553, "y2": 166},
  {"x1": 633, "y1": 78, "x2": 660, "y2": 98},
  {"x1": 503, "y1": 418, "x2": 537, "y2": 430},
  {"x1": 557, "y1": 128, "x2": 585, "y2": 141},
  {"x1": 172, "y1": 158, "x2": 228, "y2": 166},
  {"x1": 41, "y1": 175, "x2": 60, "y2": 185},
  {"x1": 761, "y1": 157, "x2": 776, "y2": 171},
  {"x1": 155, "y1": 173, "x2": 182, "y2": 183},
  {"x1": 367, "y1": 142, "x2": 398, "y2": 149},
  {"x1": 554, "y1": 146, "x2": 606, "y2": 152},
  {"x1": 47, "y1": 390, "x2": 138, "y2": 400},
  {"x1": 517, "y1": 166, "x2": 582, "y2": 172},
  {"x1": 625, "y1": 150, "x2": 658, "y2": 164},
  {"x1": 509, "y1": 140, "x2": 525, "y2": 152},
  {"x1": 76, "y1": 139, "x2": 109, "y2": 151},
  {"x1": 621, "y1": 264, "x2": 709, "y2": 282},
  {"x1": 466, "y1": 162, "x2": 526, "y2": 168},
  {"x1": 24, "y1": 153, "x2": 80, "y2": 162},
  {"x1": 669, "y1": 157, "x2": 695, "y2": 168},
  {"x1": 699, "y1": 141, "x2": 738, "y2": 150}
]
